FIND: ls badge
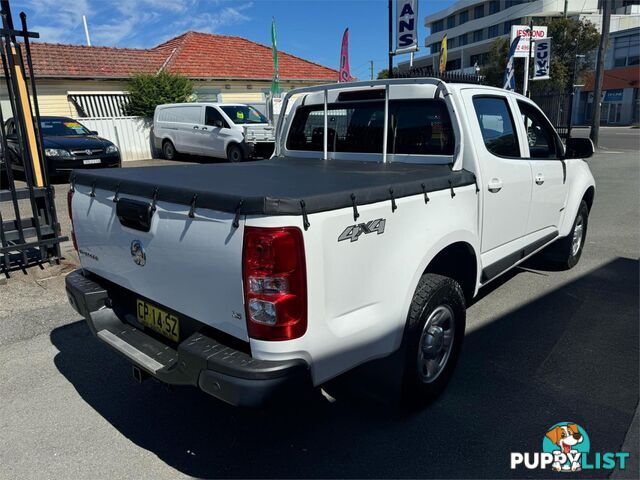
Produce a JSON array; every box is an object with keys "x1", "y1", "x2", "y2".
[
  {"x1": 130, "y1": 239, "x2": 146, "y2": 266},
  {"x1": 338, "y1": 218, "x2": 386, "y2": 243}
]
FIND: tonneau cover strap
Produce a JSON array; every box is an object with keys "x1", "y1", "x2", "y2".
[
  {"x1": 389, "y1": 188, "x2": 397, "y2": 212},
  {"x1": 421, "y1": 183, "x2": 430, "y2": 204},
  {"x1": 300, "y1": 200, "x2": 310, "y2": 231},
  {"x1": 188, "y1": 194, "x2": 198, "y2": 219},
  {"x1": 232, "y1": 198, "x2": 243, "y2": 228},
  {"x1": 350, "y1": 193, "x2": 359, "y2": 221}
]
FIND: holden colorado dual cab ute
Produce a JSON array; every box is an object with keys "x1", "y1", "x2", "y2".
[{"x1": 65, "y1": 79, "x2": 595, "y2": 407}]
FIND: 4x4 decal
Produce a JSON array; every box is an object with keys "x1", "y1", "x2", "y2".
[{"x1": 338, "y1": 218, "x2": 386, "y2": 243}]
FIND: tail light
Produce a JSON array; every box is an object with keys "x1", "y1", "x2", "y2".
[
  {"x1": 67, "y1": 189, "x2": 78, "y2": 251},
  {"x1": 242, "y1": 227, "x2": 307, "y2": 341}
]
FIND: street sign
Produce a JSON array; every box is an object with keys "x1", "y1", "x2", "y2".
[{"x1": 510, "y1": 25, "x2": 547, "y2": 58}]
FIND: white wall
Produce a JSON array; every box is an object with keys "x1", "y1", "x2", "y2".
[{"x1": 78, "y1": 117, "x2": 151, "y2": 162}]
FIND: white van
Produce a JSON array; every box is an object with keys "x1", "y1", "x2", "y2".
[{"x1": 152, "y1": 103, "x2": 275, "y2": 162}]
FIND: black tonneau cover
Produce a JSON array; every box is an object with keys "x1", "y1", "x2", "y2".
[{"x1": 72, "y1": 157, "x2": 476, "y2": 217}]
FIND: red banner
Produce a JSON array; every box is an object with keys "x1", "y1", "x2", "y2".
[{"x1": 339, "y1": 28, "x2": 351, "y2": 82}]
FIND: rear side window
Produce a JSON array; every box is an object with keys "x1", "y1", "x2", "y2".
[
  {"x1": 158, "y1": 106, "x2": 201, "y2": 124},
  {"x1": 473, "y1": 97, "x2": 520, "y2": 157},
  {"x1": 287, "y1": 99, "x2": 454, "y2": 156}
]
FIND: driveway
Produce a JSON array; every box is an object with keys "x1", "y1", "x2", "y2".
[{"x1": 0, "y1": 147, "x2": 638, "y2": 479}]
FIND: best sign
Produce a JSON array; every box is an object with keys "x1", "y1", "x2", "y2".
[{"x1": 510, "y1": 25, "x2": 547, "y2": 58}]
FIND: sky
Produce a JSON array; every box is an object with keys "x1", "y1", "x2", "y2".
[{"x1": 11, "y1": 0, "x2": 456, "y2": 79}]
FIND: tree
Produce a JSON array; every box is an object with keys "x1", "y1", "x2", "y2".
[
  {"x1": 376, "y1": 67, "x2": 399, "y2": 79},
  {"x1": 480, "y1": 17, "x2": 600, "y2": 94},
  {"x1": 124, "y1": 71, "x2": 193, "y2": 118}
]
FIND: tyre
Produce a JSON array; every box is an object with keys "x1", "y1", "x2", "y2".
[
  {"x1": 227, "y1": 144, "x2": 244, "y2": 163},
  {"x1": 543, "y1": 200, "x2": 589, "y2": 270},
  {"x1": 162, "y1": 140, "x2": 177, "y2": 160},
  {"x1": 401, "y1": 273, "x2": 466, "y2": 408}
]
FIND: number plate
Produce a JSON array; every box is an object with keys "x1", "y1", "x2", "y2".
[
  {"x1": 83, "y1": 159, "x2": 101, "y2": 165},
  {"x1": 136, "y1": 299, "x2": 180, "y2": 342}
]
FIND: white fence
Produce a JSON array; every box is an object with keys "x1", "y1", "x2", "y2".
[{"x1": 77, "y1": 116, "x2": 152, "y2": 162}]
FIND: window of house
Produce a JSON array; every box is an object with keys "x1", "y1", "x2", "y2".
[
  {"x1": 447, "y1": 15, "x2": 456, "y2": 29},
  {"x1": 506, "y1": 0, "x2": 528, "y2": 8},
  {"x1": 459, "y1": 33, "x2": 468, "y2": 46},
  {"x1": 470, "y1": 52, "x2": 489, "y2": 67},
  {"x1": 517, "y1": 101, "x2": 560, "y2": 158},
  {"x1": 488, "y1": 25, "x2": 499, "y2": 38},
  {"x1": 489, "y1": 1, "x2": 500, "y2": 14},
  {"x1": 614, "y1": 34, "x2": 640, "y2": 67},
  {"x1": 430, "y1": 43, "x2": 440, "y2": 54},
  {"x1": 473, "y1": 97, "x2": 520, "y2": 157},
  {"x1": 473, "y1": 29, "x2": 484, "y2": 42},
  {"x1": 474, "y1": 4, "x2": 485, "y2": 19},
  {"x1": 449, "y1": 37, "x2": 457, "y2": 48},
  {"x1": 459, "y1": 10, "x2": 469, "y2": 24}
]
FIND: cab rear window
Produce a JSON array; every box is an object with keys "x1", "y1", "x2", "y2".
[{"x1": 287, "y1": 99, "x2": 454, "y2": 156}]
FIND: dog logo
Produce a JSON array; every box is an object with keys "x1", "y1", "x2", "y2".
[
  {"x1": 543, "y1": 422, "x2": 590, "y2": 472},
  {"x1": 130, "y1": 239, "x2": 146, "y2": 266}
]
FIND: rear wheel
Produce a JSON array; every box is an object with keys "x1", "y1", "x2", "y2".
[
  {"x1": 162, "y1": 140, "x2": 177, "y2": 160},
  {"x1": 227, "y1": 144, "x2": 244, "y2": 163},
  {"x1": 401, "y1": 273, "x2": 466, "y2": 408}
]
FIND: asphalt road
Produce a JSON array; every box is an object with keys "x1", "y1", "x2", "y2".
[{"x1": 0, "y1": 135, "x2": 638, "y2": 479}]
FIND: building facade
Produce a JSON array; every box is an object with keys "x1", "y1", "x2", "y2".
[{"x1": 403, "y1": 0, "x2": 640, "y2": 125}]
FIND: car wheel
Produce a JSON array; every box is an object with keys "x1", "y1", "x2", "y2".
[
  {"x1": 401, "y1": 273, "x2": 466, "y2": 408},
  {"x1": 162, "y1": 140, "x2": 177, "y2": 160},
  {"x1": 543, "y1": 200, "x2": 589, "y2": 270},
  {"x1": 227, "y1": 144, "x2": 244, "y2": 163}
]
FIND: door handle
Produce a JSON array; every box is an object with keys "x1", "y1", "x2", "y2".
[
  {"x1": 535, "y1": 173, "x2": 545, "y2": 185},
  {"x1": 487, "y1": 178, "x2": 503, "y2": 193}
]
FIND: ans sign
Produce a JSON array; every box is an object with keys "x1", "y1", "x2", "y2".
[
  {"x1": 396, "y1": 0, "x2": 418, "y2": 54},
  {"x1": 510, "y1": 25, "x2": 547, "y2": 58}
]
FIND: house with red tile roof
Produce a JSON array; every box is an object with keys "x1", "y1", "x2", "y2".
[{"x1": 2, "y1": 31, "x2": 338, "y2": 118}]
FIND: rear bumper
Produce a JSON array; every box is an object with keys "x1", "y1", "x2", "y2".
[{"x1": 65, "y1": 269, "x2": 310, "y2": 407}]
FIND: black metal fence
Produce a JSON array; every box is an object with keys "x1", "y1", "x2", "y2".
[
  {"x1": 394, "y1": 66, "x2": 485, "y2": 85},
  {"x1": 530, "y1": 92, "x2": 572, "y2": 139}
]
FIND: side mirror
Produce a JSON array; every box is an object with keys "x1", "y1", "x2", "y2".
[
  {"x1": 214, "y1": 120, "x2": 224, "y2": 128},
  {"x1": 564, "y1": 137, "x2": 594, "y2": 159},
  {"x1": 90, "y1": 130, "x2": 99, "y2": 135}
]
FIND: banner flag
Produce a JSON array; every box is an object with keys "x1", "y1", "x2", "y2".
[
  {"x1": 503, "y1": 36, "x2": 520, "y2": 90},
  {"x1": 533, "y1": 38, "x2": 551, "y2": 80},
  {"x1": 396, "y1": 0, "x2": 418, "y2": 54},
  {"x1": 339, "y1": 28, "x2": 351, "y2": 82},
  {"x1": 271, "y1": 17, "x2": 280, "y2": 94},
  {"x1": 438, "y1": 35, "x2": 448, "y2": 74}
]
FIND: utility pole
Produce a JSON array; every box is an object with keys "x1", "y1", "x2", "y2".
[
  {"x1": 388, "y1": 0, "x2": 393, "y2": 78},
  {"x1": 590, "y1": 0, "x2": 612, "y2": 146},
  {"x1": 370, "y1": 60, "x2": 374, "y2": 80},
  {"x1": 524, "y1": 19, "x2": 534, "y2": 97}
]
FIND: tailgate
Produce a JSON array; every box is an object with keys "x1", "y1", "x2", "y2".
[
  {"x1": 243, "y1": 125, "x2": 275, "y2": 143},
  {"x1": 71, "y1": 185, "x2": 248, "y2": 341}
]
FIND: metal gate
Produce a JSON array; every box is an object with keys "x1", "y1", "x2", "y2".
[
  {"x1": 0, "y1": 0, "x2": 66, "y2": 277},
  {"x1": 531, "y1": 93, "x2": 572, "y2": 139}
]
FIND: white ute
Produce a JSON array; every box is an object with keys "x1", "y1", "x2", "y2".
[
  {"x1": 152, "y1": 102, "x2": 274, "y2": 162},
  {"x1": 66, "y1": 79, "x2": 596, "y2": 407}
]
